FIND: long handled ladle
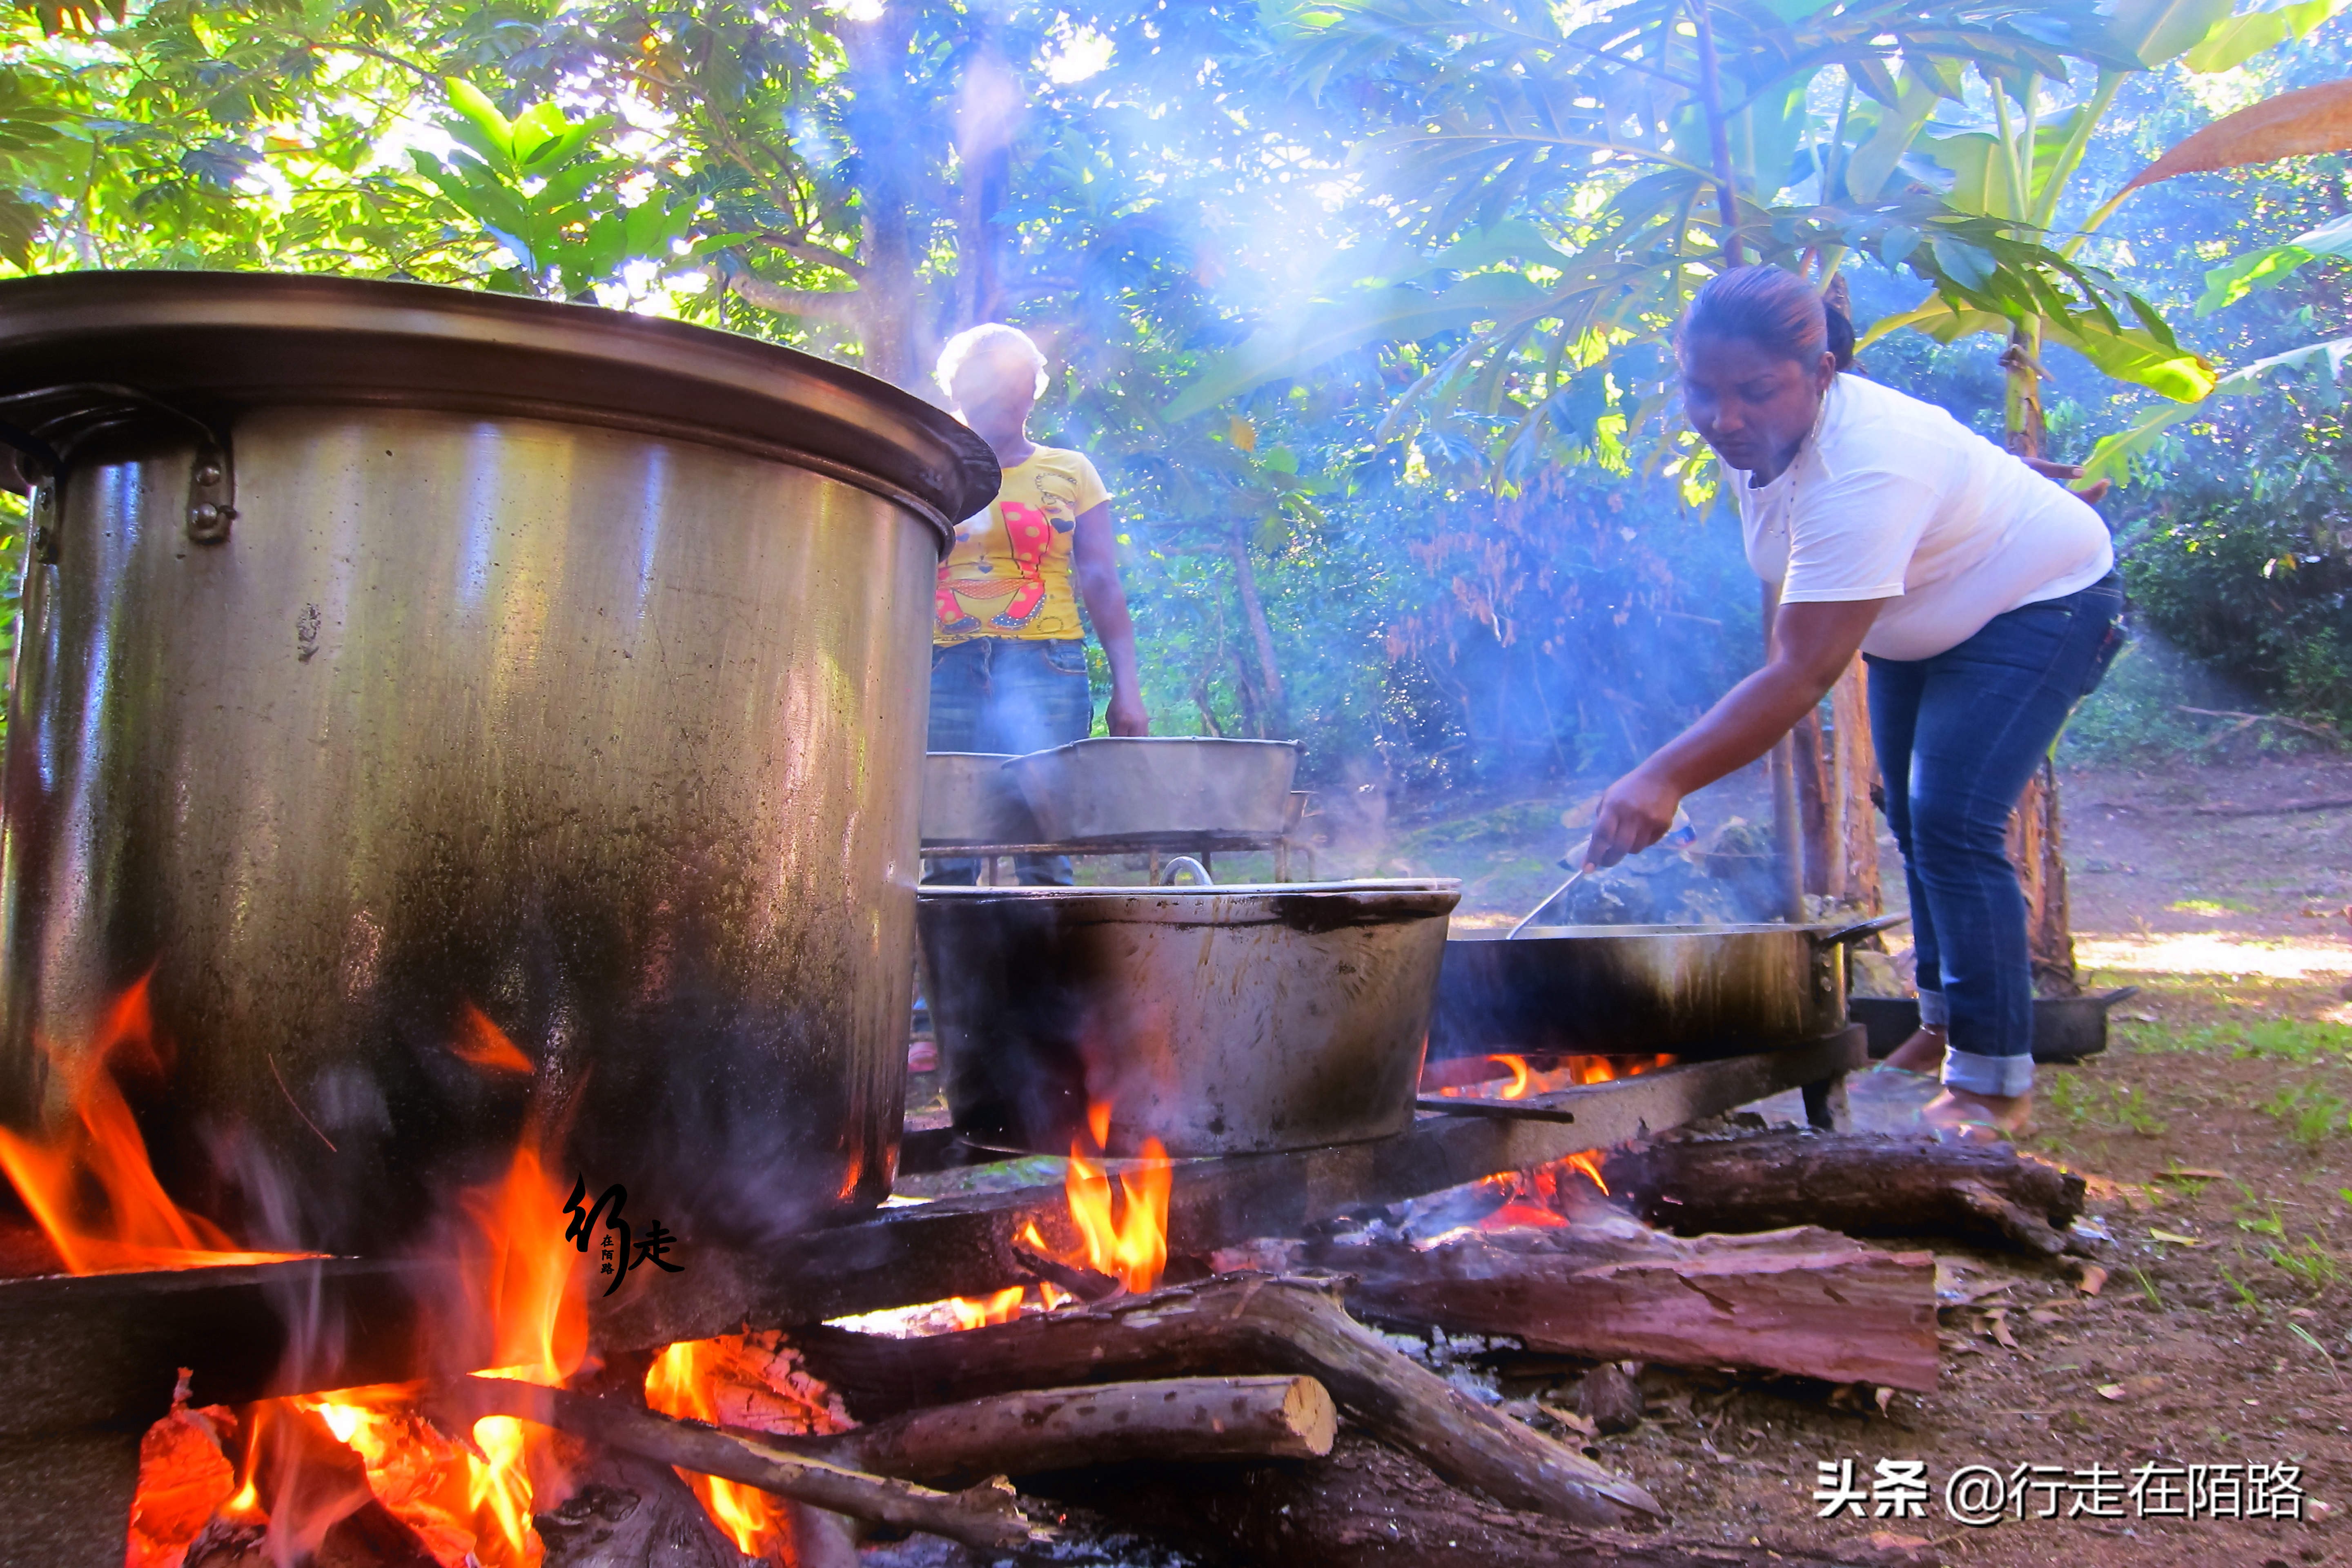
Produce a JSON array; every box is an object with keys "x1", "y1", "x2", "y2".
[{"x1": 1505, "y1": 809, "x2": 1694, "y2": 939}]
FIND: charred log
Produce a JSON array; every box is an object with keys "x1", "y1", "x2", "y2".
[
  {"x1": 533, "y1": 1450, "x2": 747, "y2": 1568},
  {"x1": 1316, "y1": 1221, "x2": 1939, "y2": 1392},
  {"x1": 790, "y1": 1274, "x2": 1661, "y2": 1528},
  {"x1": 440, "y1": 1377, "x2": 1044, "y2": 1553},
  {"x1": 1601, "y1": 1131, "x2": 2086, "y2": 1256},
  {"x1": 1042, "y1": 1429, "x2": 1862, "y2": 1568}
]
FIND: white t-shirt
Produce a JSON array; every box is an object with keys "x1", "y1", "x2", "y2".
[{"x1": 1735, "y1": 374, "x2": 2114, "y2": 662}]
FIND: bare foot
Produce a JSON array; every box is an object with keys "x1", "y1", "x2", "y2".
[
  {"x1": 1880, "y1": 1026, "x2": 1947, "y2": 1075},
  {"x1": 1922, "y1": 1086, "x2": 2030, "y2": 1140}
]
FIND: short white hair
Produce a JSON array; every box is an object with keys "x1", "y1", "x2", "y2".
[{"x1": 935, "y1": 323, "x2": 1049, "y2": 401}]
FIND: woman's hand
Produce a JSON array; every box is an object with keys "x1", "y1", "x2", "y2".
[
  {"x1": 1586, "y1": 765, "x2": 1685, "y2": 868},
  {"x1": 1106, "y1": 688, "x2": 1150, "y2": 737},
  {"x1": 2022, "y1": 455, "x2": 2111, "y2": 505}
]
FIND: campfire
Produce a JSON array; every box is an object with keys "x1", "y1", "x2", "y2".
[{"x1": 7, "y1": 960, "x2": 2044, "y2": 1567}]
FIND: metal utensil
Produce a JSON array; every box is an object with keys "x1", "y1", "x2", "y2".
[
  {"x1": 1431, "y1": 913, "x2": 1910, "y2": 1064},
  {"x1": 1006, "y1": 737, "x2": 1301, "y2": 842},
  {"x1": 0, "y1": 271, "x2": 998, "y2": 1254},
  {"x1": 918, "y1": 878, "x2": 1461, "y2": 1157},
  {"x1": 1506, "y1": 807, "x2": 1694, "y2": 938}
]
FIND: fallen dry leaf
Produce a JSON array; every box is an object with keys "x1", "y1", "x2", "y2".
[
  {"x1": 2097, "y1": 1383, "x2": 2128, "y2": 1401},
  {"x1": 2148, "y1": 1228, "x2": 2201, "y2": 1246},
  {"x1": 2074, "y1": 1264, "x2": 2109, "y2": 1296},
  {"x1": 2156, "y1": 1167, "x2": 2229, "y2": 1182},
  {"x1": 1985, "y1": 1309, "x2": 2019, "y2": 1350}
]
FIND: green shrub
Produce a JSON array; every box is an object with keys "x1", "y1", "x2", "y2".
[{"x1": 2117, "y1": 486, "x2": 2352, "y2": 735}]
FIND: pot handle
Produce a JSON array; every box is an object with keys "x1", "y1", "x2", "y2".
[
  {"x1": 1810, "y1": 912, "x2": 1911, "y2": 947},
  {"x1": 0, "y1": 382, "x2": 236, "y2": 545},
  {"x1": 1158, "y1": 856, "x2": 1214, "y2": 886}
]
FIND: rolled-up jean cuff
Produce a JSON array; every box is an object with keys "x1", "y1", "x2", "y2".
[
  {"x1": 1942, "y1": 1048, "x2": 2034, "y2": 1098},
  {"x1": 1915, "y1": 989, "x2": 1949, "y2": 1027}
]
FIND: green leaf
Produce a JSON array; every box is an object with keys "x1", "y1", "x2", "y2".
[
  {"x1": 442, "y1": 78, "x2": 512, "y2": 165},
  {"x1": 1431, "y1": 220, "x2": 1575, "y2": 275},
  {"x1": 2182, "y1": 0, "x2": 2346, "y2": 71},
  {"x1": 1845, "y1": 75, "x2": 1941, "y2": 203},
  {"x1": 1930, "y1": 235, "x2": 1998, "y2": 292},
  {"x1": 2043, "y1": 313, "x2": 2217, "y2": 401},
  {"x1": 2082, "y1": 334, "x2": 2352, "y2": 484},
  {"x1": 2197, "y1": 245, "x2": 2312, "y2": 315},
  {"x1": 508, "y1": 101, "x2": 570, "y2": 169},
  {"x1": 2105, "y1": 0, "x2": 2237, "y2": 67},
  {"x1": 0, "y1": 190, "x2": 42, "y2": 268}
]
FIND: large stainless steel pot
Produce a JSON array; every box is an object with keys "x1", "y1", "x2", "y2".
[
  {"x1": 1428, "y1": 916, "x2": 1905, "y2": 1063},
  {"x1": 1005, "y1": 737, "x2": 1300, "y2": 841},
  {"x1": 918, "y1": 878, "x2": 1459, "y2": 1156},
  {"x1": 0, "y1": 272, "x2": 996, "y2": 1255}
]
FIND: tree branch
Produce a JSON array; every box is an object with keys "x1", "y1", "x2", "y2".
[{"x1": 721, "y1": 258, "x2": 865, "y2": 326}]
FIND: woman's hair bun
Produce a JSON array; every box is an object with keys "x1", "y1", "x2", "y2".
[{"x1": 1677, "y1": 264, "x2": 1854, "y2": 371}]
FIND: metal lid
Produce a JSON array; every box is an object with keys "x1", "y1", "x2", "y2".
[{"x1": 0, "y1": 271, "x2": 999, "y2": 546}]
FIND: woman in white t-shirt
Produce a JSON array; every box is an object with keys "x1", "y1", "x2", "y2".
[{"x1": 1588, "y1": 266, "x2": 2124, "y2": 1137}]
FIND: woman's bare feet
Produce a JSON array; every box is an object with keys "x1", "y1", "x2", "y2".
[
  {"x1": 1922, "y1": 1086, "x2": 2031, "y2": 1140},
  {"x1": 1880, "y1": 1025, "x2": 1947, "y2": 1076}
]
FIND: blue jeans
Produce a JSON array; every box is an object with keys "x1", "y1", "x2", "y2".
[
  {"x1": 1865, "y1": 574, "x2": 2125, "y2": 1097},
  {"x1": 925, "y1": 637, "x2": 1094, "y2": 885}
]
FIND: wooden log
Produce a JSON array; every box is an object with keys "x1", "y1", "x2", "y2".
[
  {"x1": 440, "y1": 1376, "x2": 1045, "y2": 1553},
  {"x1": 533, "y1": 1449, "x2": 748, "y2": 1568},
  {"x1": 791, "y1": 1274, "x2": 1662, "y2": 1528},
  {"x1": 1321, "y1": 1221, "x2": 1939, "y2": 1391},
  {"x1": 183, "y1": 1404, "x2": 440, "y2": 1568},
  {"x1": 1602, "y1": 1130, "x2": 2086, "y2": 1256},
  {"x1": 779, "y1": 1375, "x2": 1336, "y2": 1485},
  {"x1": 1041, "y1": 1428, "x2": 1860, "y2": 1568}
]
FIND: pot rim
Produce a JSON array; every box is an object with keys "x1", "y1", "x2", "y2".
[
  {"x1": 0, "y1": 270, "x2": 998, "y2": 546},
  {"x1": 1451, "y1": 920, "x2": 1862, "y2": 940}
]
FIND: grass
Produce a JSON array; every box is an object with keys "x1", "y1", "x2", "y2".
[
  {"x1": 2043, "y1": 1074, "x2": 2171, "y2": 1136},
  {"x1": 2268, "y1": 1239, "x2": 2345, "y2": 1294},
  {"x1": 2260, "y1": 1082, "x2": 2352, "y2": 1147},
  {"x1": 2166, "y1": 897, "x2": 2257, "y2": 915}
]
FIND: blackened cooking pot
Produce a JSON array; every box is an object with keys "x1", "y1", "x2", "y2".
[
  {"x1": 918, "y1": 879, "x2": 1459, "y2": 1157},
  {"x1": 0, "y1": 272, "x2": 996, "y2": 1254},
  {"x1": 1428, "y1": 915, "x2": 1906, "y2": 1063}
]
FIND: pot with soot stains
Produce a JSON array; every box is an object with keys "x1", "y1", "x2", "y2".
[
  {"x1": 1428, "y1": 915, "x2": 1907, "y2": 1063},
  {"x1": 0, "y1": 272, "x2": 997, "y2": 1255},
  {"x1": 917, "y1": 879, "x2": 1459, "y2": 1157}
]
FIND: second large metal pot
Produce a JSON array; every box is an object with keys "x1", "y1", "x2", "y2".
[
  {"x1": 1428, "y1": 917, "x2": 1904, "y2": 1062},
  {"x1": 919, "y1": 879, "x2": 1459, "y2": 1156},
  {"x1": 0, "y1": 272, "x2": 997, "y2": 1256}
]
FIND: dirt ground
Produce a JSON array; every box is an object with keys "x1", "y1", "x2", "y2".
[{"x1": 1546, "y1": 751, "x2": 2352, "y2": 1567}]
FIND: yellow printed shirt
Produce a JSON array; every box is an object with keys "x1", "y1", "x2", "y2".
[{"x1": 933, "y1": 446, "x2": 1110, "y2": 644}]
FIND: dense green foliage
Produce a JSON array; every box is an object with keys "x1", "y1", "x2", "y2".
[{"x1": 1, "y1": 0, "x2": 2345, "y2": 792}]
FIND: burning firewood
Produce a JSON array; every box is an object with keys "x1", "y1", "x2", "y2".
[
  {"x1": 1309, "y1": 1220, "x2": 1940, "y2": 1392},
  {"x1": 532, "y1": 1450, "x2": 751, "y2": 1568},
  {"x1": 439, "y1": 1376, "x2": 1048, "y2": 1553},
  {"x1": 186, "y1": 1404, "x2": 440, "y2": 1568},
  {"x1": 790, "y1": 1274, "x2": 1663, "y2": 1528},
  {"x1": 1599, "y1": 1130, "x2": 2088, "y2": 1257}
]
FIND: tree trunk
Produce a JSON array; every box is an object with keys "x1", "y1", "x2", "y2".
[
  {"x1": 2000, "y1": 320, "x2": 2078, "y2": 994},
  {"x1": 1229, "y1": 533, "x2": 1289, "y2": 737},
  {"x1": 840, "y1": 10, "x2": 922, "y2": 388},
  {"x1": 1829, "y1": 659, "x2": 1881, "y2": 911}
]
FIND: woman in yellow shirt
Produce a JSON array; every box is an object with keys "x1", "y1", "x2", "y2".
[{"x1": 927, "y1": 324, "x2": 1148, "y2": 884}]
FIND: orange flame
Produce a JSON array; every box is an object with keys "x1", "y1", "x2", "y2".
[
  {"x1": 0, "y1": 976, "x2": 304, "y2": 1274},
  {"x1": 1065, "y1": 1131, "x2": 1172, "y2": 1296},
  {"x1": 646, "y1": 1341, "x2": 786, "y2": 1559},
  {"x1": 1492, "y1": 1054, "x2": 1533, "y2": 1099},
  {"x1": 1562, "y1": 1150, "x2": 1610, "y2": 1196},
  {"x1": 947, "y1": 1286, "x2": 1028, "y2": 1329},
  {"x1": 1086, "y1": 1099, "x2": 1113, "y2": 1149},
  {"x1": 450, "y1": 1003, "x2": 534, "y2": 1074}
]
